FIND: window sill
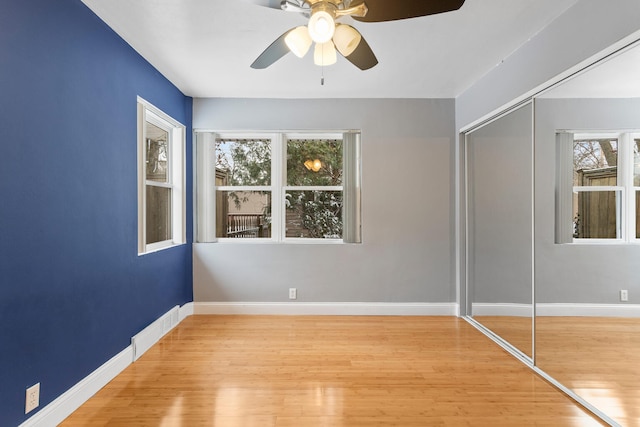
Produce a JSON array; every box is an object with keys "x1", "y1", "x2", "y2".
[
  {"x1": 139, "y1": 241, "x2": 186, "y2": 256},
  {"x1": 563, "y1": 239, "x2": 640, "y2": 245},
  {"x1": 201, "y1": 239, "x2": 347, "y2": 245}
]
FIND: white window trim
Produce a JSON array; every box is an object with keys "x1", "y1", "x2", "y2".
[
  {"x1": 137, "y1": 97, "x2": 186, "y2": 255},
  {"x1": 557, "y1": 130, "x2": 640, "y2": 244},
  {"x1": 195, "y1": 131, "x2": 360, "y2": 244}
]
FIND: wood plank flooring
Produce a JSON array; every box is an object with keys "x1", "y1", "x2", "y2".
[
  {"x1": 471, "y1": 315, "x2": 640, "y2": 426},
  {"x1": 473, "y1": 315, "x2": 533, "y2": 358},
  {"x1": 61, "y1": 316, "x2": 603, "y2": 426},
  {"x1": 536, "y1": 316, "x2": 640, "y2": 427}
]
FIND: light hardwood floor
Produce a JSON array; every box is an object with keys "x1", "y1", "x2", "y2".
[
  {"x1": 472, "y1": 315, "x2": 640, "y2": 427},
  {"x1": 473, "y1": 315, "x2": 533, "y2": 358},
  {"x1": 61, "y1": 316, "x2": 604, "y2": 426},
  {"x1": 536, "y1": 316, "x2": 640, "y2": 427}
]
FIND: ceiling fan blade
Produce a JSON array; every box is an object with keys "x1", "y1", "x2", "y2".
[
  {"x1": 241, "y1": 0, "x2": 283, "y2": 9},
  {"x1": 351, "y1": 0, "x2": 465, "y2": 23},
  {"x1": 339, "y1": 33, "x2": 378, "y2": 70},
  {"x1": 241, "y1": 0, "x2": 308, "y2": 11},
  {"x1": 251, "y1": 30, "x2": 293, "y2": 69}
]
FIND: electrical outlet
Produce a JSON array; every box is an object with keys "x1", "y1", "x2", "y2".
[
  {"x1": 620, "y1": 289, "x2": 629, "y2": 302},
  {"x1": 289, "y1": 288, "x2": 297, "y2": 300},
  {"x1": 25, "y1": 383, "x2": 40, "y2": 414}
]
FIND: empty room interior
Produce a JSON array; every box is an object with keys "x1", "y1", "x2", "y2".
[{"x1": 2, "y1": 0, "x2": 640, "y2": 426}]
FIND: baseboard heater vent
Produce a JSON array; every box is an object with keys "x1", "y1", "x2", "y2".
[{"x1": 131, "y1": 305, "x2": 180, "y2": 361}]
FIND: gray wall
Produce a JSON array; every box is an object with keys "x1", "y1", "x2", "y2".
[
  {"x1": 535, "y1": 98, "x2": 640, "y2": 304},
  {"x1": 193, "y1": 98, "x2": 455, "y2": 303}
]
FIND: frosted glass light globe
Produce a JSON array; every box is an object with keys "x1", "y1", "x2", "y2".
[
  {"x1": 308, "y1": 10, "x2": 335, "y2": 44},
  {"x1": 285, "y1": 26, "x2": 312, "y2": 58}
]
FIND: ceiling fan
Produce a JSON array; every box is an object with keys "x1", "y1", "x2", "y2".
[{"x1": 248, "y1": 0, "x2": 465, "y2": 70}]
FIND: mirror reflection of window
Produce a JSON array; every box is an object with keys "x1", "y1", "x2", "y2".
[
  {"x1": 558, "y1": 132, "x2": 640, "y2": 241},
  {"x1": 572, "y1": 135, "x2": 619, "y2": 239},
  {"x1": 535, "y1": 40, "x2": 640, "y2": 427}
]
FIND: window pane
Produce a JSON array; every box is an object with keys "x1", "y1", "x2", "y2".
[
  {"x1": 285, "y1": 191, "x2": 342, "y2": 238},
  {"x1": 573, "y1": 190, "x2": 619, "y2": 239},
  {"x1": 145, "y1": 122, "x2": 169, "y2": 183},
  {"x1": 146, "y1": 186, "x2": 172, "y2": 244},
  {"x1": 636, "y1": 191, "x2": 640, "y2": 239},
  {"x1": 287, "y1": 139, "x2": 342, "y2": 186},
  {"x1": 573, "y1": 138, "x2": 618, "y2": 186},
  {"x1": 215, "y1": 138, "x2": 271, "y2": 186},
  {"x1": 634, "y1": 138, "x2": 640, "y2": 186},
  {"x1": 216, "y1": 191, "x2": 271, "y2": 238}
]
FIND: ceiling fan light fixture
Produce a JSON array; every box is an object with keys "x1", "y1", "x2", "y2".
[
  {"x1": 314, "y1": 41, "x2": 337, "y2": 66},
  {"x1": 308, "y1": 10, "x2": 335, "y2": 44},
  {"x1": 285, "y1": 26, "x2": 312, "y2": 58},
  {"x1": 333, "y1": 24, "x2": 362, "y2": 57}
]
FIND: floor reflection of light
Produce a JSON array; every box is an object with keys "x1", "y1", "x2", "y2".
[
  {"x1": 214, "y1": 386, "x2": 245, "y2": 426},
  {"x1": 211, "y1": 383, "x2": 345, "y2": 426},
  {"x1": 574, "y1": 386, "x2": 627, "y2": 422},
  {"x1": 311, "y1": 385, "x2": 344, "y2": 426},
  {"x1": 159, "y1": 395, "x2": 183, "y2": 427},
  {"x1": 322, "y1": 386, "x2": 344, "y2": 416}
]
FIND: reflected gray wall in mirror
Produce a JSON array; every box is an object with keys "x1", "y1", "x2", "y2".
[
  {"x1": 466, "y1": 102, "x2": 533, "y2": 358},
  {"x1": 533, "y1": 41, "x2": 640, "y2": 426}
]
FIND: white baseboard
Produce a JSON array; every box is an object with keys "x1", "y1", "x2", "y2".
[
  {"x1": 537, "y1": 303, "x2": 640, "y2": 317},
  {"x1": 194, "y1": 302, "x2": 458, "y2": 316},
  {"x1": 19, "y1": 303, "x2": 193, "y2": 427},
  {"x1": 18, "y1": 346, "x2": 133, "y2": 427},
  {"x1": 471, "y1": 302, "x2": 640, "y2": 318},
  {"x1": 471, "y1": 303, "x2": 533, "y2": 317},
  {"x1": 179, "y1": 302, "x2": 194, "y2": 321},
  {"x1": 131, "y1": 305, "x2": 180, "y2": 361}
]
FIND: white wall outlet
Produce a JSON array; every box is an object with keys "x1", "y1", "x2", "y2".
[
  {"x1": 289, "y1": 288, "x2": 297, "y2": 300},
  {"x1": 25, "y1": 383, "x2": 40, "y2": 414},
  {"x1": 620, "y1": 289, "x2": 629, "y2": 302}
]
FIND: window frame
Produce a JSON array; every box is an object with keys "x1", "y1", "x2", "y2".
[
  {"x1": 557, "y1": 130, "x2": 640, "y2": 244},
  {"x1": 137, "y1": 97, "x2": 186, "y2": 255},
  {"x1": 195, "y1": 130, "x2": 361, "y2": 244}
]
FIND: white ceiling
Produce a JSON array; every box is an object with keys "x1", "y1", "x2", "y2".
[{"x1": 81, "y1": 0, "x2": 578, "y2": 99}]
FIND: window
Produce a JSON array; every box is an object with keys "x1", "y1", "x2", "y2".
[
  {"x1": 195, "y1": 132, "x2": 361, "y2": 243},
  {"x1": 137, "y1": 98, "x2": 186, "y2": 254},
  {"x1": 556, "y1": 131, "x2": 640, "y2": 243}
]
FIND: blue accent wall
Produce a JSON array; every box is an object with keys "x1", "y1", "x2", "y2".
[{"x1": 0, "y1": 1, "x2": 193, "y2": 425}]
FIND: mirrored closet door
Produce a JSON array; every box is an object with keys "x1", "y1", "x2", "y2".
[
  {"x1": 465, "y1": 102, "x2": 534, "y2": 359},
  {"x1": 463, "y1": 38, "x2": 640, "y2": 427},
  {"x1": 533, "y1": 41, "x2": 640, "y2": 427}
]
